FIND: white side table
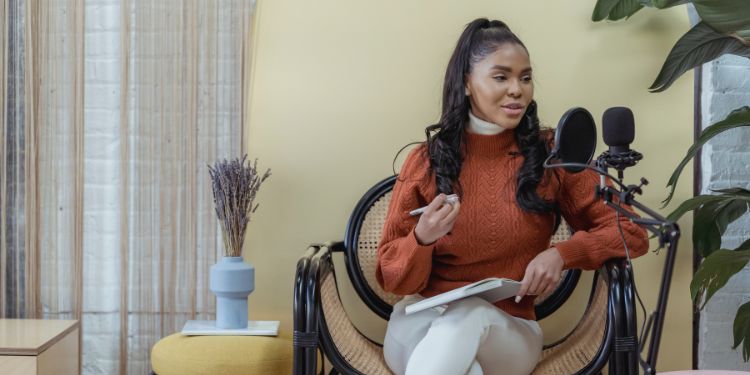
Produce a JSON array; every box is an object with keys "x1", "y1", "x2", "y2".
[{"x1": 0, "y1": 319, "x2": 80, "y2": 375}]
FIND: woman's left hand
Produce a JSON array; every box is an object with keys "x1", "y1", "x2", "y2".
[{"x1": 515, "y1": 247, "x2": 565, "y2": 303}]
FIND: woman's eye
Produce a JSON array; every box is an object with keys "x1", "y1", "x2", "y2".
[
  {"x1": 522, "y1": 75, "x2": 533, "y2": 82},
  {"x1": 493, "y1": 76, "x2": 507, "y2": 81}
]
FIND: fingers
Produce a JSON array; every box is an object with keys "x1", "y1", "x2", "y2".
[
  {"x1": 516, "y1": 248, "x2": 565, "y2": 303},
  {"x1": 527, "y1": 269, "x2": 542, "y2": 297},
  {"x1": 424, "y1": 194, "x2": 447, "y2": 215},
  {"x1": 532, "y1": 272, "x2": 561, "y2": 296},
  {"x1": 517, "y1": 267, "x2": 561, "y2": 303},
  {"x1": 414, "y1": 194, "x2": 459, "y2": 245},
  {"x1": 516, "y1": 271, "x2": 531, "y2": 302},
  {"x1": 440, "y1": 200, "x2": 461, "y2": 226},
  {"x1": 428, "y1": 194, "x2": 460, "y2": 222},
  {"x1": 434, "y1": 200, "x2": 453, "y2": 219}
]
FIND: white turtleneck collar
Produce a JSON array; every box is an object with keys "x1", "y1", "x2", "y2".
[{"x1": 468, "y1": 111, "x2": 506, "y2": 135}]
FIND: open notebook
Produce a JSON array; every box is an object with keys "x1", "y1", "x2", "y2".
[{"x1": 405, "y1": 278, "x2": 521, "y2": 315}]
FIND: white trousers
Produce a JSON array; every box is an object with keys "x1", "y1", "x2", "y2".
[{"x1": 383, "y1": 295, "x2": 543, "y2": 375}]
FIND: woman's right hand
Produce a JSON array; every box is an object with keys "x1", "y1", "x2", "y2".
[{"x1": 414, "y1": 194, "x2": 461, "y2": 245}]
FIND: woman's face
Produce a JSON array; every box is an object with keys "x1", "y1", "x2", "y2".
[{"x1": 465, "y1": 43, "x2": 533, "y2": 130}]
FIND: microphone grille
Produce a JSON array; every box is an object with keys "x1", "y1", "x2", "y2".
[{"x1": 602, "y1": 107, "x2": 635, "y2": 146}]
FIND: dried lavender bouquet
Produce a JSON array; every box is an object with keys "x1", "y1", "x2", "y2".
[{"x1": 208, "y1": 155, "x2": 271, "y2": 257}]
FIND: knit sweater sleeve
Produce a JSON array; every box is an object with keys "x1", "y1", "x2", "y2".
[
  {"x1": 375, "y1": 145, "x2": 435, "y2": 295},
  {"x1": 552, "y1": 168, "x2": 650, "y2": 270}
]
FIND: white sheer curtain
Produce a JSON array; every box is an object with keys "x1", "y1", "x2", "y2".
[
  {"x1": 1, "y1": 0, "x2": 255, "y2": 373},
  {"x1": 120, "y1": 0, "x2": 252, "y2": 372}
]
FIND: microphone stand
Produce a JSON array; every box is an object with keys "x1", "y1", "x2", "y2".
[{"x1": 594, "y1": 156, "x2": 681, "y2": 375}]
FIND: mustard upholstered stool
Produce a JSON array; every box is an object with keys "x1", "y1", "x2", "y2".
[{"x1": 151, "y1": 333, "x2": 293, "y2": 375}]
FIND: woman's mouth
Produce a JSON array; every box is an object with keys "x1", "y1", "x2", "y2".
[{"x1": 501, "y1": 104, "x2": 524, "y2": 117}]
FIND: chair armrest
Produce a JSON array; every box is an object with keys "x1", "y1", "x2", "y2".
[
  {"x1": 293, "y1": 245, "x2": 321, "y2": 375},
  {"x1": 296, "y1": 244, "x2": 348, "y2": 375},
  {"x1": 313, "y1": 245, "x2": 392, "y2": 375}
]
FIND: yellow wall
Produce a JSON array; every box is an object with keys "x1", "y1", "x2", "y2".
[{"x1": 245, "y1": 0, "x2": 694, "y2": 371}]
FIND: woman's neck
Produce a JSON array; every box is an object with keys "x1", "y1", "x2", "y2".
[{"x1": 468, "y1": 111, "x2": 506, "y2": 135}]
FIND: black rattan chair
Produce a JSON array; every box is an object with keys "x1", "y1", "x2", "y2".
[{"x1": 294, "y1": 175, "x2": 639, "y2": 375}]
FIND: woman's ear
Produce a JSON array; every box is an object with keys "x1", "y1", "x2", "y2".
[{"x1": 464, "y1": 82, "x2": 471, "y2": 97}]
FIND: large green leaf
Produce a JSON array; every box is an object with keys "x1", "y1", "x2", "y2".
[
  {"x1": 592, "y1": 0, "x2": 620, "y2": 21},
  {"x1": 693, "y1": 0, "x2": 750, "y2": 37},
  {"x1": 667, "y1": 189, "x2": 750, "y2": 257},
  {"x1": 609, "y1": 0, "x2": 644, "y2": 21},
  {"x1": 734, "y1": 301, "x2": 750, "y2": 362},
  {"x1": 649, "y1": 22, "x2": 750, "y2": 93},
  {"x1": 592, "y1": 0, "x2": 643, "y2": 21},
  {"x1": 667, "y1": 194, "x2": 731, "y2": 221},
  {"x1": 663, "y1": 107, "x2": 750, "y2": 206},
  {"x1": 692, "y1": 201, "x2": 722, "y2": 258},
  {"x1": 716, "y1": 199, "x2": 750, "y2": 235},
  {"x1": 694, "y1": 199, "x2": 750, "y2": 257},
  {"x1": 691, "y1": 243, "x2": 750, "y2": 309}
]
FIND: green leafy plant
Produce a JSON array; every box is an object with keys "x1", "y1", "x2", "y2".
[{"x1": 592, "y1": 0, "x2": 750, "y2": 361}]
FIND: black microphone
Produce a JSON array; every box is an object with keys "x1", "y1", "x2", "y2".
[{"x1": 598, "y1": 107, "x2": 643, "y2": 174}]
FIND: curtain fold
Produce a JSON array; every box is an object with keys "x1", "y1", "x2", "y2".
[
  {"x1": 32, "y1": 0, "x2": 85, "y2": 323},
  {"x1": 1, "y1": 0, "x2": 29, "y2": 320},
  {"x1": 1, "y1": 0, "x2": 8, "y2": 319},
  {"x1": 1, "y1": 0, "x2": 7, "y2": 319}
]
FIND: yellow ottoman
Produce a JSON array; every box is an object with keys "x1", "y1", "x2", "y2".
[{"x1": 151, "y1": 333, "x2": 292, "y2": 375}]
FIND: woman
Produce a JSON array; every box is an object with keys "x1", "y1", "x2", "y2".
[{"x1": 375, "y1": 18, "x2": 649, "y2": 375}]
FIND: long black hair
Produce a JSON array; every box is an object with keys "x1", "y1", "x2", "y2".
[{"x1": 425, "y1": 18, "x2": 558, "y2": 217}]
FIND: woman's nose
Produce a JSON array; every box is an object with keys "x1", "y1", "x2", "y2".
[{"x1": 508, "y1": 79, "x2": 522, "y2": 97}]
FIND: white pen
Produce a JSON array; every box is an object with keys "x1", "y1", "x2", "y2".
[{"x1": 409, "y1": 194, "x2": 459, "y2": 216}]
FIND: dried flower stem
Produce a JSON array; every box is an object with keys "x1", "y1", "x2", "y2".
[{"x1": 208, "y1": 155, "x2": 271, "y2": 257}]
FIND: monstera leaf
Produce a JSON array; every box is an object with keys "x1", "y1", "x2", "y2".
[
  {"x1": 663, "y1": 107, "x2": 750, "y2": 207},
  {"x1": 691, "y1": 239, "x2": 750, "y2": 309}
]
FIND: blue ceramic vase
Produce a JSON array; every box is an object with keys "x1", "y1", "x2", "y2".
[{"x1": 210, "y1": 256, "x2": 254, "y2": 329}]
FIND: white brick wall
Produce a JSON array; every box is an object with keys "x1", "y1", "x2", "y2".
[
  {"x1": 698, "y1": 52, "x2": 750, "y2": 370},
  {"x1": 83, "y1": 1, "x2": 122, "y2": 374}
]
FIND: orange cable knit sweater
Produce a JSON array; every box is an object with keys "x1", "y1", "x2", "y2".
[{"x1": 375, "y1": 129, "x2": 649, "y2": 320}]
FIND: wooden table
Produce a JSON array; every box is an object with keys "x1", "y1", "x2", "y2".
[{"x1": 0, "y1": 319, "x2": 80, "y2": 375}]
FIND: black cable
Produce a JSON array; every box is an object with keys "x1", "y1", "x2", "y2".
[
  {"x1": 542, "y1": 163, "x2": 628, "y2": 194},
  {"x1": 392, "y1": 141, "x2": 423, "y2": 176},
  {"x1": 542, "y1": 157, "x2": 630, "y2": 191}
]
